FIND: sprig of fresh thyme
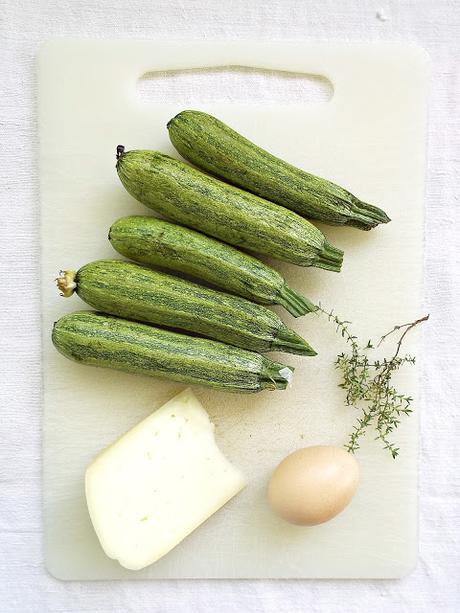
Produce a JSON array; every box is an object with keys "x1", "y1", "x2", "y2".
[{"x1": 317, "y1": 307, "x2": 429, "y2": 458}]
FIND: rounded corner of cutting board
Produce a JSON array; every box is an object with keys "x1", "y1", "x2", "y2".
[
  {"x1": 37, "y1": 38, "x2": 64, "y2": 62},
  {"x1": 44, "y1": 556, "x2": 73, "y2": 582},
  {"x1": 394, "y1": 548, "x2": 419, "y2": 580}
]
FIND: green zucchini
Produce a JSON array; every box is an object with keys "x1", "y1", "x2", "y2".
[
  {"x1": 116, "y1": 148, "x2": 343, "y2": 271},
  {"x1": 167, "y1": 110, "x2": 390, "y2": 231},
  {"x1": 56, "y1": 260, "x2": 316, "y2": 355},
  {"x1": 109, "y1": 216, "x2": 317, "y2": 317},
  {"x1": 52, "y1": 311, "x2": 293, "y2": 393}
]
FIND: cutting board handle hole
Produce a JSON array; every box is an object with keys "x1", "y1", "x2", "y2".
[{"x1": 137, "y1": 66, "x2": 333, "y2": 104}]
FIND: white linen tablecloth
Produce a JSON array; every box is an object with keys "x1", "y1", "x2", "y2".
[{"x1": 1, "y1": 0, "x2": 459, "y2": 611}]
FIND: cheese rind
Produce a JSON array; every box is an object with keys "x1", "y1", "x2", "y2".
[{"x1": 85, "y1": 388, "x2": 246, "y2": 570}]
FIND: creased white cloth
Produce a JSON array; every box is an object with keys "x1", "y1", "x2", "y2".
[{"x1": 1, "y1": 0, "x2": 459, "y2": 611}]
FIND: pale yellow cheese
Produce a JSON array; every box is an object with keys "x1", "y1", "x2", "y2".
[{"x1": 85, "y1": 389, "x2": 246, "y2": 570}]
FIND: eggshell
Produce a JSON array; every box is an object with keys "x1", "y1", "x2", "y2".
[{"x1": 267, "y1": 446, "x2": 360, "y2": 526}]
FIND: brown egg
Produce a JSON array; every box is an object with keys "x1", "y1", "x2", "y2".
[{"x1": 267, "y1": 446, "x2": 360, "y2": 526}]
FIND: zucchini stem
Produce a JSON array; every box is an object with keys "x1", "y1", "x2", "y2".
[
  {"x1": 272, "y1": 326, "x2": 317, "y2": 356},
  {"x1": 316, "y1": 242, "x2": 344, "y2": 272},
  {"x1": 56, "y1": 270, "x2": 77, "y2": 298},
  {"x1": 263, "y1": 363, "x2": 294, "y2": 390},
  {"x1": 344, "y1": 198, "x2": 391, "y2": 230},
  {"x1": 278, "y1": 284, "x2": 317, "y2": 317}
]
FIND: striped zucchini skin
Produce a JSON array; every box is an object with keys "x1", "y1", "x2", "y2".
[
  {"x1": 52, "y1": 311, "x2": 294, "y2": 393},
  {"x1": 109, "y1": 216, "x2": 317, "y2": 317},
  {"x1": 167, "y1": 110, "x2": 390, "y2": 231},
  {"x1": 66, "y1": 260, "x2": 315, "y2": 356},
  {"x1": 116, "y1": 150, "x2": 343, "y2": 272}
]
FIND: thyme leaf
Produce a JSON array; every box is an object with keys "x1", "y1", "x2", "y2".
[{"x1": 317, "y1": 307, "x2": 429, "y2": 458}]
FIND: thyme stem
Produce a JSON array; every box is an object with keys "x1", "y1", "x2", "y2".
[{"x1": 378, "y1": 314, "x2": 430, "y2": 358}]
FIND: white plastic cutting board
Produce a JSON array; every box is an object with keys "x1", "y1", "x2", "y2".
[{"x1": 39, "y1": 40, "x2": 429, "y2": 580}]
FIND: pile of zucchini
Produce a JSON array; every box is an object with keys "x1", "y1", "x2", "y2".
[{"x1": 53, "y1": 111, "x2": 389, "y2": 394}]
